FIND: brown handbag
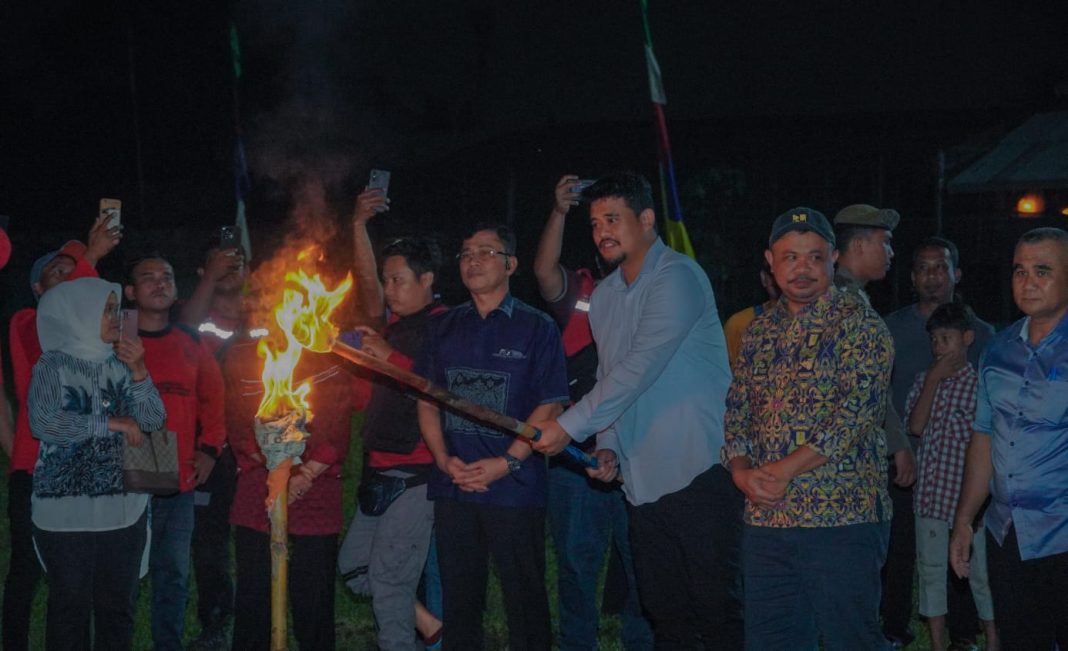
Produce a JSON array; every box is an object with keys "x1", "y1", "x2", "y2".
[{"x1": 123, "y1": 429, "x2": 180, "y2": 496}]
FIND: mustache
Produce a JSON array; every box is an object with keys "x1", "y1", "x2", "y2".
[{"x1": 598, "y1": 238, "x2": 620, "y2": 248}]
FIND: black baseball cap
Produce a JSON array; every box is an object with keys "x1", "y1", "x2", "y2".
[{"x1": 769, "y1": 207, "x2": 835, "y2": 247}]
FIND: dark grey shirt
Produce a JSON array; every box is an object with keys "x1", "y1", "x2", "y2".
[{"x1": 883, "y1": 303, "x2": 996, "y2": 418}]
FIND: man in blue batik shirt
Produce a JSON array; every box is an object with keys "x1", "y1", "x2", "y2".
[
  {"x1": 417, "y1": 223, "x2": 569, "y2": 651},
  {"x1": 950, "y1": 227, "x2": 1068, "y2": 650}
]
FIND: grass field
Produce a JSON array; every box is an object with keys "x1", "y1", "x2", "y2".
[{"x1": 0, "y1": 416, "x2": 987, "y2": 650}]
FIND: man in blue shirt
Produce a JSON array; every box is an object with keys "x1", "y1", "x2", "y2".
[
  {"x1": 533, "y1": 173, "x2": 742, "y2": 649},
  {"x1": 950, "y1": 227, "x2": 1068, "y2": 650},
  {"x1": 417, "y1": 223, "x2": 569, "y2": 651}
]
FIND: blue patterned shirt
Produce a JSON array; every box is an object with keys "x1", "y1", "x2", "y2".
[
  {"x1": 417, "y1": 294, "x2": 569, "y2": 508},
  {"x1": 974, "y1": 311, "x2": 1068, "y2": 560},
  {"x1": 722, "y1": 287, "x2": 892, "y2": 528}
]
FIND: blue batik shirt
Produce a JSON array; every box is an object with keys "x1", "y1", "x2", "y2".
[
  {"x1": 974, "y1": 310, "x2": 1068, "y2": 560},
  {"x1": 417, "y1": 294, "x2": 569, "y2": 508}
]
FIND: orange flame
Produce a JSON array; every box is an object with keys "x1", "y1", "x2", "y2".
[{"x1": 256, "y1": 268, "x2": 353, "y2": 422}]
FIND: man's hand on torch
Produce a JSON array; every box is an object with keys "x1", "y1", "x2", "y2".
[
  {"x1": 351, "y1": 325, "x2": 395, "y2": 360},
  {"x1": 530, "y1": 419, "x2": 572, "y2": 455},
  {"x1": 586, "y1": 449, "x2": 618, "y2": 483}
]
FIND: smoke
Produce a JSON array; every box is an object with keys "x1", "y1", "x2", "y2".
[{"x1": 245, "y1": 177, "x2": 357, "y2": 332}]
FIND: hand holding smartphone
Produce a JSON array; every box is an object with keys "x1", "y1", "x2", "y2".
[
  {"x1": 120, "y1": 309, "x2": 139, "y2": 341},
  {"x1": 219, "y1": 225, "x2": 240, "y2": 250},
  {"x1": 99, "y1": 198, "x2": 122, "y2": 229},
  {"x1": 368, "y1": 169, "x2": 391, "y2": 197}
]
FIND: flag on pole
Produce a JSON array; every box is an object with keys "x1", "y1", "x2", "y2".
[
  {"x1": 231, "y1": 23, "x2": 253, "y2": 260},
  {"x1": 639, "y1": 0, "x2": 695, "y2": 259}
]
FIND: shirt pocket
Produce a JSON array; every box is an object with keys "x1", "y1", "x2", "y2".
[{"x1": 1032, "y1": 373, "x2": 1068, "y2": 425}]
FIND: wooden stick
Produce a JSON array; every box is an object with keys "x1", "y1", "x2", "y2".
[
  {"x1": 268, "y1": 459, "x2": 291, "y2": 651},
  {"x1": 328, "y1": 339, "x2": 597, "y2": 468}
]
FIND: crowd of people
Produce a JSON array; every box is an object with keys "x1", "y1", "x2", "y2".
[{"x1": 1, "y1": 171, "x2": 1066, "y2": 651}]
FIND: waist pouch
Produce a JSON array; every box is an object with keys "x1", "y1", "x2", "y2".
[{"x1": 357, "y1": 468, "x2": 429, "y2": 516}]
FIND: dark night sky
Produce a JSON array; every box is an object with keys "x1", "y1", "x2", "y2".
[{"x1": 1, "y1": 1, "x2": 1067, "y2": 315}]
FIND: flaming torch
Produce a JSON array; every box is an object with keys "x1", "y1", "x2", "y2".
[{"x1": 254, "y1": 267, "x2": 352, "y2": 651}]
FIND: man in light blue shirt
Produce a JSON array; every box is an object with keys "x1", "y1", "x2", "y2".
[
  {"x1": 950, "y1": 227, "x2": 1068, "y2": 649},
  {"x1": 533, "y1": 172, "x2": 742, "y2": 649}
]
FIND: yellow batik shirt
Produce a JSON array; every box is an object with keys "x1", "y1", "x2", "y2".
[{"x1": 721, "y1": 287, "x2": 893, "y2": 528}]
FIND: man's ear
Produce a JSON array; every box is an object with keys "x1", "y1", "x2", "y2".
[
  {"x1": 31, "y1": 282, "x2": 43, "y2": 297},
  {"x1": 504, "y1": 256, "x2": 517, "y2": 274},
  {"x1": 639, "y1": 208, "x2": 656, "y2": 231},
  {"x1": 963, "y1": 329, "x2": 975, "y2": 347},
  {"x1": 954, "y1": 268, "x2": 962, "y2": 284},
  {"x1": 123, "y1": 285, "x2": 136, "y2": 302},
  {"x1": 196, "y1": 266, "x2": 205, "y2": 279},
  {"x1": 419, "y1": 271, "x2": 434, "y2": 290},
  {"x1": 764, "y1": 249, "x2": 775, "y2": 271}
]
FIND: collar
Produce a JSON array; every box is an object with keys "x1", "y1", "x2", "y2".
[
  {"x1": 604, "y1": 237, "x2": 667, "y2": 291},
  {"x1": 138, "y1": 323, "x2": 174, "y2": 339},
  {"x1": 770, "y1": 286, "x2": 842, "y2": 326},
  {"x1": 1015, "y1": 310, "x2": 1068, "y2": 348},
  {"x1": 458, "y1": 293, "x2": 515, "y2": 319}
]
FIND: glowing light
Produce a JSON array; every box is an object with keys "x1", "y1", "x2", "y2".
[
  {"x1": 256, "y1": 269, "x2": 353, "y2": 422},
  {"x1": 1015, "y1": 193, "x2": 1045, "y2": 216},
  {"x1": 1061, "y1": 206, "x2": 1068, "y2": 216}
]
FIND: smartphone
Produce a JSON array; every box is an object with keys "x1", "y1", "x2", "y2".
[
  {"x1": 571, "y1": 179, "x2": 596, "y2": 194},
  {"x1": 99, "y1": 198, "x2": 122, "y2": 229},
  {"x1": 220, "y1": 225, "x2": 240, "y2": 250},
  {"x1": 339, "y1": 330, "x2": 363, "y2": 350},
  {"x1": 368, "y1": 169, "x2": 391, "y2": 197},
  {"x1": 120, "y1": 308, "x2": 139, "y2": 340}
]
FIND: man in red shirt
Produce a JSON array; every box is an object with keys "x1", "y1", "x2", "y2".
[
  {"x1": 3, "y1": 216, "x2": 120, "y2": 651},
  {"x1": 223, "y1": 298, "x2": 368, "y2": 651},
  {"x1": 124, "y1": 254, "x2": 227, "y2": 651},
  {"x1": 179, "y1": 241, "x2": 248, "y2": 649}
]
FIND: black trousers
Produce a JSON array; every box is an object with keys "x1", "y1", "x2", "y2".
[
  {"x1": 33, "y1": 509, "x2": 148, "y2": 651},
  {"x1": 880, "y1": 463, "x2": 916, "y2": 642},
  {"x1": 434, "y1": 499, "x2": 551, "y2": 651},
  {"x1": 627, "y1": 464, "x2": 744, "y2": 650},
  {"x1": 986, "y1": 525, "x2": 1068, "y2": 650},
  {"x1": 231, "y1": 526, "x2": 337, "y2": 651},
  {"x1": 2, "y1": 471, "x2": 44, "y2": 651},
  {"x1": 191, "y1": 446, "x2": 236, "y2": 632}
]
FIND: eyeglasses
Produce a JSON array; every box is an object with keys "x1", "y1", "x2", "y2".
[{"x1": 456, "y1": 247, "x2": 510, "y2": 263}]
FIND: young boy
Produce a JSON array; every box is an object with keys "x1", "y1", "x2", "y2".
[{"x1": 906, "y1": 303, "x2": 998, "y2": 651}]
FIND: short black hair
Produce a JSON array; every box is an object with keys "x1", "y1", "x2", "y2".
[
  {"x1": 124, "y1": 252, "x2": 171, "y2": 285},
  {"x1": 913, "y1": 236, "x2": 959, "y2": 269},
  {"x1": 925, "y1": 302, "x2": 975, "y2": 334},
  {"x1": 834, "y1": 225, "x2": 879, "y2": 254},
  {"x1": 463, "y1": 223, "x2": 517, "y2": 256},
  {"x1": 380, "y1": 236, "x2": 441, "y2": 280},
  {"x1": 1018, "y1": 227, "x2": 1068, "y2": 248},
  {"x1": 582, "y1": 172, "x2": 654, "y2": 216}
]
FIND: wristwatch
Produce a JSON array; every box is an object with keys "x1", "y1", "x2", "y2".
[{"x1": 502, "y1": 453, "x2": 522, "y2": 474}]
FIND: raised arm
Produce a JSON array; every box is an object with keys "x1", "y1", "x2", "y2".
[
  {"x1": 352, "y1": 188, "x2": 388, "y2": 323},
  {"x1": 534, "y1": 175, "x2": 583, "y2": 301}
]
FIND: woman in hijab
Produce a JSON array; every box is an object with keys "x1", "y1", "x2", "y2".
[{"x1": 29, "y1": 276, "x2": 166, "y2": 650}]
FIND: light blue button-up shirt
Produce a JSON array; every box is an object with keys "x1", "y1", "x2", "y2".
[
  {"x1": 974, "y1": 311, "x2": 1068, "y2": 560},
  {"x1": 557, "y1": 238, "x2": 732, "y2": 505}
]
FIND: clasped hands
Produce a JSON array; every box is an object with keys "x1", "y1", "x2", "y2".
[{"x1": 731, "y1": 461, "x2": 790, "y2": 508}]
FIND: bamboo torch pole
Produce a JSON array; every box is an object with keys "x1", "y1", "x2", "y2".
[
  {"x1": 267, "y1": 459, "x2": 292, "y2": 651},
  {"x1": 326, "y1": 339, "x2": 598, "y2": 468}
]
